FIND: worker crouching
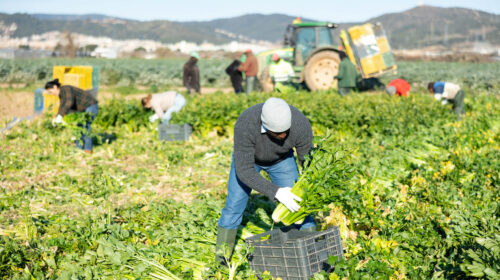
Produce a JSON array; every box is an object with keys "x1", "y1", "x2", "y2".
[
  {"x1": 45, "y1": 79, "x2": 98, "y2": 154},
  {"x1": 428, "y1": 81, "x2": 465, "y2": 117},
  {"x1": 215, "y1": 97, "x2": 316, "y2": 265},
  {"x1": 142, "y1": 91, "x2": 186, "y2": 124}
]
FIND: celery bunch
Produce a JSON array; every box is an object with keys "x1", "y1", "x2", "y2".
[{"x1": 272, "y1": 133, "x2": 355, "y2": 225}]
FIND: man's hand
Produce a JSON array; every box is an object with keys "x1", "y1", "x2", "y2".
[
  {"x1": 275, "y1": 187, "x2": 302, "y2": 213},
  {"x1": 149, "y1": 114, "x2": 159, "y2": 123}
]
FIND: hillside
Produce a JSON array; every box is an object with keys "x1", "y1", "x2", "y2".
[
  {"x1": 181, "y1": 13, "x2": 314, "y2": 42},
  {"x1": 368, "y1": 5, "x2": 500, "y2": 49},
  {"x1": 0, "y1": 13, "x2": 231, "y2": 44},
  {"x1": 1, "y1": 6, "x2": 499, "y2": 48},
  {"x1": 32, "y1": 13, "x2": 119, "y2": 21}
]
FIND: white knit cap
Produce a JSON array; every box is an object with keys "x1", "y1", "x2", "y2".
[
  {"x1": 386, "y1": 86, "x2": 396, "y2": 96},
  {"x1": 261, "y1": 97, "x2": 291, "y2": 133}
]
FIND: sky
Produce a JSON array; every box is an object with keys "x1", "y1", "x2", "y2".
[{"x1": 1, "y1": 0, "x2": 499, "y2": 22}]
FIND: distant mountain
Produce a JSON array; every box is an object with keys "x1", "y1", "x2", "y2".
[
  {"x1": 181, "y1": 14, "x2": 315, "y2": 43},
  {"x1": 1, "y1": 6, "x2": 499, "y2": 48},
  {"x1": 0, "y1": 13, "x2": 229, "y2": 43},
  {"x1": 182, "y1": 6, "x2": 500, "y2": 47},
  {"x1": 367, "y1": 5, "x2": 500, "y2": 49},
  {"x1": 32, "y1": 13, "x2": 119, "y2": 21}
]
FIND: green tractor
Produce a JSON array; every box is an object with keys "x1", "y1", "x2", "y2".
[{"x1": 257, "y1": 20, "x2": 397, "y2": 92}]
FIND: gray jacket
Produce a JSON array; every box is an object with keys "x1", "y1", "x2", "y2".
[{"x1": 233, "y1": 103, "x2": 313, "y2": 199}]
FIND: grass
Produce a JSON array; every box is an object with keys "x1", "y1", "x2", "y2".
[{"x1": 0, "y1": 61, "x2": 499, "y2": 279}]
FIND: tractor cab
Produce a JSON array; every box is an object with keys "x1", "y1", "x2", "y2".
[{"x1": 284, "y1": 21, "x2": 339, "y2": 66}]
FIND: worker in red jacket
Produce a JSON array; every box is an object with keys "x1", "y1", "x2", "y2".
[{"x1": 386, "y1": 78, "x2": 411, "y2": 97}]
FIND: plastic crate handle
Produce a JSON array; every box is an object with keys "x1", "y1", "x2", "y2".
[{"x1": 315, "y1": 235, "x2": 326, "y2": 242}]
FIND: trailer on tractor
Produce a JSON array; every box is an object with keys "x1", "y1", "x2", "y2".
[{"x1": 257, "y1": 18, "x2": 397, "y2": 91}]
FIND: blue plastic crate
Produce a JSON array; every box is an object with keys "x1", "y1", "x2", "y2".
[{"x1": 34, "y1": 88, "x2": 44, "y2": 114}]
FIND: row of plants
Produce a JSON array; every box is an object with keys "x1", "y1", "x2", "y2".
[
  {"x1": 1, "y1": 59, "x2": 500, "y2": 93},
  {"x1": 177, "y1": 90, "x2": 499, "y2": 279},
  {"x1": 1, "y1": 89, "x2": 499, "y2": 279},
  {"x1": 0, "y1": 58, "x2": 231, "y2": 88}
]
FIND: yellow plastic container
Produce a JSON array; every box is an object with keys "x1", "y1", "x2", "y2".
[
  {"x1": 342, "y1": 23, "x2": 397, "y2": 78},
  {"x1": 53, "y1": 66, "x2": 93, "y2": 90},
  {"x1": 348, "y1": 24, "x2": 374, "y2": 44},
  {"x1": 376, "y1": 37, "x2": 391, "y2": 54},
  {"x1": 43, "y1": 93, "x2": 60, "y2": 116},
  {"x1": 360, "y1": 54, "x2": 385, "y2": 76},
  {"x1": 63, "y1": 73, "x2": 84, "y2": 88},
  {"x1": 340, "y1": 30, "x2": 357, "y2": 68}
]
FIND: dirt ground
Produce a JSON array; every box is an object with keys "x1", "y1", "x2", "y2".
[
  {"x1": 393, "y1": 50, "x2": 495, "y2": 63},
  {"x1": 0, "y1": 90, "x2": 34, "y2": 122},
  {"x1": 0, "y1": 87, "x2": 234, "y2": 122}
]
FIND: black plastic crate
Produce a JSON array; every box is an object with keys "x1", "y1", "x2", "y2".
[
  {"x1": 158, "y1": 123, "x2": 192, "y2": 141},
  {"x1": 245, "y1": 226, "x2": 344, "y2": 280}
]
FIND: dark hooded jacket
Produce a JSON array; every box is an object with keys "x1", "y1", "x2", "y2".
[
  {"x1": 225, "y1": 60, "x2": 243, "y2": 92},
  {"x1": 183, "y1": 57, "x2": 200, "y2": 93}
]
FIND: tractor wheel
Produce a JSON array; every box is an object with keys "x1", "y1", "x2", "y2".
[
  {"x1": 259, "y1": 66, "x2": 274, "y2": 92},
  {"x1": 304, "y1": 51, "x2": 340, "y2": 91}
]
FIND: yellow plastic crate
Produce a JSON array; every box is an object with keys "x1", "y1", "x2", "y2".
[
  {"x1": 345, "y1": 22, "x2": 397, "y2": 77},
  {"x1": 43, "y1": 93, "x2": 60, "y2": 116},
  {"x1": 360, "y1": 54, "x2": 385, "y2": 76},
  {"x1": 376, "y1": 37, "x2": 391, "y2": 54},
  {"x1": 53, "y1": 66, "x2": 93, "y2": 90},
  {"x1": 340, "y1": 30, "x2": 357, "y2": 67},
  {"x1": 63, "y1": 73, "x2": 84, "y2": 88},
  {"x1": 348, "y1": 24, "x2": 374, "y2": 44}
]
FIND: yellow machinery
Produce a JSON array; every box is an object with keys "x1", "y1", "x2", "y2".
[{"x1": 340, "y1": 23, "x2": 397, "y2": 78}]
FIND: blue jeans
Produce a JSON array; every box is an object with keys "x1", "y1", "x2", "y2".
[
  {"x1": 218, "y1": 152, "x2": 315, "y2": 230},
  {"x1": 75, "y1": 103, "x2": 98, "y2": 151},
  {"x1": 161, "y1": 94, "x2": 186, "y2": 124}
]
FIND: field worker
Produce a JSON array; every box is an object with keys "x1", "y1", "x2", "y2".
[
  {"x1": 269, "y1": 53, "x2": 295, "y2": 92},
  {"x1": 238, "y1": 49, "x2": 258, "y2": 94},
  {"x1": 216, "y1": 97, "x2": 316, "y2": 264},
  {"x1": 428, "y1": 81, "x2": 465, "y2": 116},
  {"x1": 386, "y1": 78, "x2": 411, "y2": 97},
  {"x1": 183, "y1": 52, "x2": 200, "y2": 94},
  {"x1": 141, "y1": 91, "x2": 186, "y2": 124},
  {"x1": 45, "y1": 78, "x2": 98, "y2": 154},
  {"x1": 334, "y1": 51, "x2": 359, "y2": 96},
  {"x1": 225, "y1": 52, "x2": 244, "y2": 94}
]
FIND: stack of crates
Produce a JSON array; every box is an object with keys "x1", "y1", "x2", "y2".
[
  {"x1": 341, "y1": 23, "x2": 397, "y2": 78},
  {"x1": 52, "y1": 65, "x2": 98, "y2": 91},
  {"x1": 39, "y1": 66, "x2": 99, "y2": 116},
  {"x1": 42, "y1": 92, "x2": 60, "y2": 116},
  {"x1": 245, "y1": 226, "x2": 344, "y2": 280},
  {"x1": 34, "y1": 88, "x2": 44, "y2": 114}
]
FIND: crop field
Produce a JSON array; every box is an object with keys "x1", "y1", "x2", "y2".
[
  {"x1": 0, "y1": 60, "x2": 499, "y2": 280},
  {"x1": 0, "y1": 58, "x2": 231, "y2": 89},
  {"x1": 1, "y1": 59, "x2": 500, "y2": 93}
]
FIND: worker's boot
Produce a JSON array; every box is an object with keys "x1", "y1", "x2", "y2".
[{"x1": 215, "y1": 226, "x2": 237, "y2": 266}]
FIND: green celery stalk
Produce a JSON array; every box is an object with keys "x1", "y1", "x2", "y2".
[{"x1": 272, "y1": 133, "x2": 353, "y2": 226}]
